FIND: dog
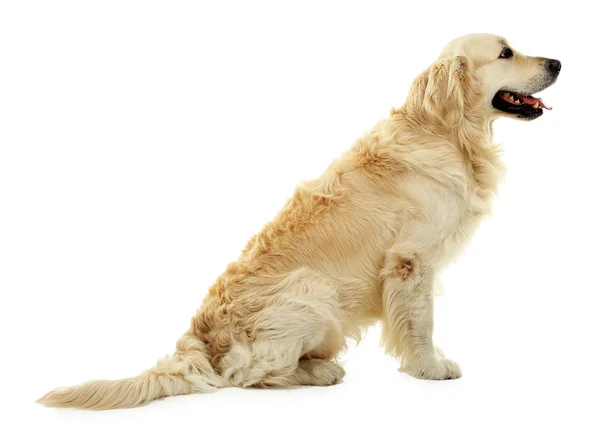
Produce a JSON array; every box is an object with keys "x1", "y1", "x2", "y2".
[{"x1": 37, "y1": 33, "x2": 561, "y2": 410}]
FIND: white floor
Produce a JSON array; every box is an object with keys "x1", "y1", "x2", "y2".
[{"x1": 24, "y1": 319, "x2": 596, "y2": 432}]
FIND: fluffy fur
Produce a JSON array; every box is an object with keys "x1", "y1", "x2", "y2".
[{"x1": 37, "y1": 33, "x2": 560, "y2": 410}]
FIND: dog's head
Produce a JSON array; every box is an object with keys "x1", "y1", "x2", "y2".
[{"x1": 408, "y1": 34, "x2": 561, "y2": 126}]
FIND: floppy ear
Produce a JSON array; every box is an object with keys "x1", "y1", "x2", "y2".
[{"x1": 409, "y1": 55, "x2": 473, "y2": 127}]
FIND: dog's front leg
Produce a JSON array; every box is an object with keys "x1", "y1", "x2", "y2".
[{"x1": 380, "y1": 250, "x2": 461, "y2": 380}]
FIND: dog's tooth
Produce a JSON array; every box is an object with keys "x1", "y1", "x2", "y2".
[
  {"x1": 503, "y1": 92, "x2": 510, "y2": 97},
  {"x1": 508, "y1": 95, "x2": 515, "y2": 101},
  {"x1": 533, "y1": 102, "x2": 540, "y2": 109}
]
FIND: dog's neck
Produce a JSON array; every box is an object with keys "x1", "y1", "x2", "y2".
[
  {"x1": 397, "y1": 101, "x2": 505, "y2": 198},
  {"x1": 456, "y1": 111, "x2": 506, "y2": 199}
]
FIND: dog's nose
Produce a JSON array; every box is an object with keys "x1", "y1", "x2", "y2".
[{"x1": 547, "y1": 59, "x2": 561, "y2": 74}]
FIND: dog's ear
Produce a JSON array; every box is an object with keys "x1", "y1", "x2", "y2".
[{"x1": 408, "y1": 55, "x2": 473, "y2": 128}]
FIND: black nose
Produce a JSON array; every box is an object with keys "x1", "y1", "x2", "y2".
[{"x1": 547, "y1": 59, "x2": 561, "y2": 74}]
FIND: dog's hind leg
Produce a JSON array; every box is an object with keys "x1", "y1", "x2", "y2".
[
  {"x1": 255, "y1": 359, "x2": 345, "y2": 387},
  {"x1": 221, "y1": 267, "x2": 346, "y2": 388}
]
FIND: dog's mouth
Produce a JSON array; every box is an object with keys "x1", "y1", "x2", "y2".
[{"x1": 492, "y1": 90, "x2": 552, "y2": 120}]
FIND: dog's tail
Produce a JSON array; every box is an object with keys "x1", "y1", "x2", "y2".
[{"x1": 36, "y1": 335, "x2": 227, "y2": 410}]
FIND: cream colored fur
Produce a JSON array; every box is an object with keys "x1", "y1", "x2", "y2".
[{"x1": 37, "y1": 33, "x2": 560, "y2": 410}]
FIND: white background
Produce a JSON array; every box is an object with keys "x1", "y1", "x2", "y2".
[{"x1": 1, "y1": 1, "x2": 599, "y2": 432}]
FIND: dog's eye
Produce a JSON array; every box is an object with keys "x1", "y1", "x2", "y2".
[{"x1": 499, "y1": 47, "x2": 513, "y2": 59}]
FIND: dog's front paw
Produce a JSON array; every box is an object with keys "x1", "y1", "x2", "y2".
[{"x1": 402, "y1": 349, "x2": 462, "y2": 380}]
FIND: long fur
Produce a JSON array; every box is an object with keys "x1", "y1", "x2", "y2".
[
  {"x1": 37, "y1": 336, "x2": 228, "y2": 410},
  {"x1": 38, "y1": 33, "x2": 559, "y2": 409}
]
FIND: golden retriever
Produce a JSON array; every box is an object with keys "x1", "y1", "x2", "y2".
[{"x1": 37, "y1": 33, "x2": 561, "y2": 410}]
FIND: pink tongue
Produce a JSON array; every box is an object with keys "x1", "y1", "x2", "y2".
[{"x1": 521, "y1": 95, "x2": 552, "y2": 110}]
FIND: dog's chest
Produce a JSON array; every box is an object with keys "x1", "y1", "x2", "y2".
[{"x1": 439, "y1": 171, "x2": 501, "y2": 266}]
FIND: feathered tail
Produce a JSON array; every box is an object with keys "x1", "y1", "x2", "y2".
[{"x1": 37, "y1": 335, "x2": 227, "y2": 410}]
